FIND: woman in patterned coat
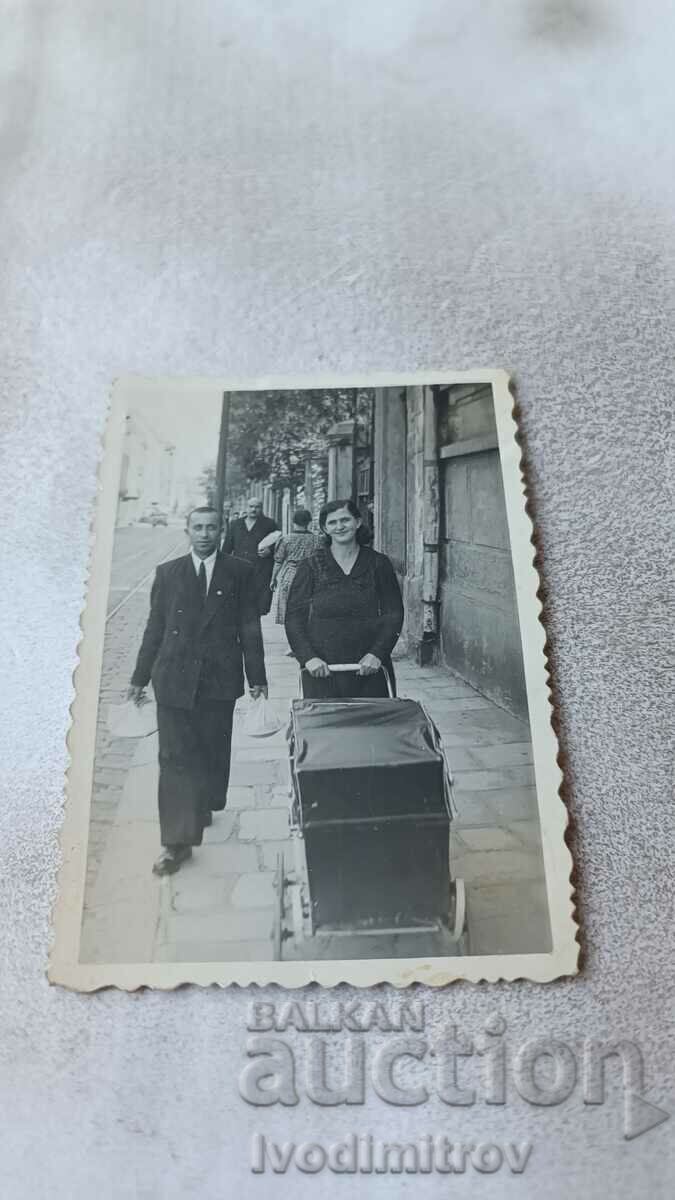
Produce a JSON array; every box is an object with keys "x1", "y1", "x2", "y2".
[
  {"x1": 270, "y1": 508, "x2": 324, "y2": 625},
  {"x1": 284, "y1": 499, "x2": 404, "y2": 698}
]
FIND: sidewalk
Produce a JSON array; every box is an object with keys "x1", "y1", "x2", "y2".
[{"x1": 80, "y1": 619, "x2": 550, "y2": 964}]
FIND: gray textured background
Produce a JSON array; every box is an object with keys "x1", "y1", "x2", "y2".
[{"x1": 0, "y1": 1, "x2": 673, "y2": 1196}]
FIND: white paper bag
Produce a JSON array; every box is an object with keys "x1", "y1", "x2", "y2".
[
  {"x1": 257, "y1": 529, "x2": 283, "y2": 552},
  {"x1": 107, "y1": 700, "x2": 158, "y2": 739},
  {"x1": 242, "y1": 695, "x2": 283, "y2": 737}
]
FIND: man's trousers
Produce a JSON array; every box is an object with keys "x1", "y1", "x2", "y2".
[{"x1": 156, "y1": 698, "x2": 235, "y2": 847}]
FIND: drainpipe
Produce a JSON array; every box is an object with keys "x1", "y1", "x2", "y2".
[{"x1": 421, "y1": 387, "x2": 440, "y2": 663}]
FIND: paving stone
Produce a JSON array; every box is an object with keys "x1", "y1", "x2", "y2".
[
  {"x1": 451, "y1": 795, "x2": 500, "y2": 827},
  {"x1": 452, "y1": 765, "x2": 536, "y2": 792},
  {"x1": 454, "y1": 826, "x2": 521, "y2": 852},
  {"x1": 467, "y1": 879, "x2": 549, "y2": 920},
  {"x1": 202, "y1": 812, "x2": 237, "y2": 843},
  {"x1": 259, "y1": 783, "x2": 291, "y2": 810},
  {"x1": 225, "y1": 786, "x2": 256, "y2": 809},
  {"x1": 438, "y1": 747, "x2": 481, "y2": 770},
  {"x1": 443, "y1": 727, "x2": 531, "y2": 747},
  {"x1": 235, "y1": 744, "x2": 290, "y2": 762},
  {"x1": 170, "y1": 874, "x2": 240, "y2": 914},
  {"x1": 229, "y1": 760, "x2": 283, "y2": 785},
  {"x1": 424, "y1": 696, "x2": 493, "y2": 712},
  {"x1": 452, "y1": 848, "x2": 545, "y2": 885},
  {"x1": 195, "y1": 842, "x2": 259, "y2": 874},
  {"x1": 259, "y1": 839, "x2": 295, "y2": 870},
  {"x1": 156, "y1": 939, "x2": 274, "y2": 963},
  {"x1": 467, "y1": 910, "x2": 552, "y2": 956},
  {"x1": 163, "y1": 908, "x2": 276, "y2": 943},
  {"x1": 467, "y1": 741, "x2": 534, "y2": 768},
  {"x1": 271, "y1": 784, "x2": 293, "y2": 802},
  {"x1": 485, "y1": 786, "x2": 539, "y2": 821},
  {"x1": 239, "y1": 807, "x2": 290, "y2": 841},
  {"x1": 507, "y1": 819, "x2": 543, "y2": 849},
  {"x1": 452, "y1": 709, "x2": 530, "y2": 737},
  {"x1": 231, "y1": 872, "x2": 277, "y2": 909},
  {"x1": 415, "y1": 683, "x2": 479, "y2": 699}
]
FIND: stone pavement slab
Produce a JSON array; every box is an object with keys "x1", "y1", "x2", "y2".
[
  {"x1": 203, "y1": 812, "x2": 238, "y2": 843},
  {"x1": 156, "y1": 939, "x2": 276, "y2": 963},
  {"x1": 238, "y1": 808, "x2": 290, "y2": 842},
  {"x1": 455, "y1": 826, "x2": 522, "y2": 852},
  {"x1": 259, "y1": 839, "x2": 294, "y2": 871},
  {"x1": 231, "y1": 873, "x2": 277, "y2": 908},
  {"x1": 453, "y1": 764, "x2": 536, "y2": 791},
  {"x1": 171, "y1": 874, "x2": 240, "y2": 914},
  {"x1": 161, "y1": 907, "x2": 276, "y2": 945}
]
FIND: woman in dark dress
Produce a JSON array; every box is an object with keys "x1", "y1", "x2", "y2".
[{"x1": 284, "y1": 499, "x2": 404, "y2": 698}]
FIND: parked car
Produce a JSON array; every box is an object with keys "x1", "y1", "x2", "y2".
[{"x1": 139, "y1": 510, "x2": 168, "y2": 526}]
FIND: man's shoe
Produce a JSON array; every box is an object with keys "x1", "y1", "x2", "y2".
[{"x1": 152, "y1": 846, "x2": 192, "y2": 876}]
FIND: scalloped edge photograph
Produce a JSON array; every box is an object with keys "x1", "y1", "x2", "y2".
[{"x1": 49, "y1": 371, "x2": 578, "y2": 990}]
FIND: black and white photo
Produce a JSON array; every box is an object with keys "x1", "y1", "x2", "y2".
[{"x1": 51, "y1": 372, "x2": 576, "y2": 989}]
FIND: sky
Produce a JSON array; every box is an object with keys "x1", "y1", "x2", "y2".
[{"x1": 129, "y1": 383, "x2": 224, "y2": 482}]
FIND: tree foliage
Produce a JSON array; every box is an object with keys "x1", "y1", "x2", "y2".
[{"x1": 226, "y1": 389, "x2": 372, "y2": 489}]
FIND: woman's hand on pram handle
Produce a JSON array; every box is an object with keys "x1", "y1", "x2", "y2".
[
  {"x1": 305, "y1": 657, "x2": 331, "y2": 678},
  {"x1": 358, "y1": 653, "x2": 382, "y2": 676}
]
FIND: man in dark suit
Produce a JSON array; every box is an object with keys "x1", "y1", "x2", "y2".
[
  {"x1": 221, "y1": 496, "x2": 279, "y2": 615},
  {"x1": 127, "y1": 506, "x2": 268, "y2": 876}
]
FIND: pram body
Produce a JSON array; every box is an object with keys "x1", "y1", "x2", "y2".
[{"x1": 275, "y1": 665, "x2": 467, "y2": 957}]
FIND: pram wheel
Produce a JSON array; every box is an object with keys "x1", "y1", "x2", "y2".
[{"x1": 448, "y1": 877, "x2": 470, "y2": 955}]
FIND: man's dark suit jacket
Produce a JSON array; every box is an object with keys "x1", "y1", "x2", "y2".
[
  {"x1": 222, "y1": 515, "x2": 280, "y2": 608},
  {"x1": 131, "y1": 552, "x2": 267, "y2": 709},
  {"x1": 222, "y1": 516, "x2": 278, "y2": 565}
]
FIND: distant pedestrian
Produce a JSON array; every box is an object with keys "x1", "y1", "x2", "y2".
[
  {"x1": 127, "y1": 506, "x2": 268, "y2": 876},
  {"x1": 270, "y1": 509, "x2": 324, "y2": 625},
  {"x1": 221, "y1": 497, "x2": 279, "y2": 615},
  {"x1": 285, "y1": 498, "x2": 404, "y2": 698}
]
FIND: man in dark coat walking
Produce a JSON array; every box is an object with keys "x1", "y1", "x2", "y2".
[
  {"x1": 128, "y1": 506, "x2": 268, "y2": 876},
  {"x1": 221, "y1": 496, "x2": 279, "y2": 615}
]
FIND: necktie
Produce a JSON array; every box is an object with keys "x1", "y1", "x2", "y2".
[{"x1": 198, "y1": 560, "x2": 207, "y2": 604}]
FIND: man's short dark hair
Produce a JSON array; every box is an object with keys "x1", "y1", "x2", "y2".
[{"x1": 186, "y1": 505, "x2": 221, "y2": 527}]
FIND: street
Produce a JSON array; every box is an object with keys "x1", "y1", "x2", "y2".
[
  {"x1": 80, "y1": 523, "x2": 550, "y2": 964},
  {"x1": 85, "y1": 523, "x2": 186, "y2": 900},
  {"x1": 106, "y1": 523, "x2": 186, "y2": 615}
]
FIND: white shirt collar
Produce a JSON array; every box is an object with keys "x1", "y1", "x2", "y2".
[{"x1": 191, "y1": 549, "x2": 218, "y2": 590}]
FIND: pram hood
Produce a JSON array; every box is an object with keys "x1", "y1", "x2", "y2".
[{"x1": 289, "y1": 697, "x2": 451, "y2": 776}]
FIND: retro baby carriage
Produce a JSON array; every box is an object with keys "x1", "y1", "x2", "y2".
[{"x1": 273, "y1": 664, "x2": 468, "y2": 959}]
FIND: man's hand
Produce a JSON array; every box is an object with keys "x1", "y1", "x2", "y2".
[
  {"x1": 249, "y1": 684, "x2": 269, "y2": 700},
  {"x1": 305, "y1": 657, "x2": 331, "y2": 678},
  {"x1": 257, "y1": 546, "x2": 272, "y2": 557},
  {"x1": 127, "y1": 685, "x2": 147, "y2": 707},
  {"x1": 358, "y1": 653, "x2": 382, "y2": 676}
]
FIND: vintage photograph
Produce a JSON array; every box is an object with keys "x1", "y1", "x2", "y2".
[{"x1": 51, "y1": 372, "x2": 575, "y2": 988}]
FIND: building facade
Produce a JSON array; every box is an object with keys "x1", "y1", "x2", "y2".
[
  {"x1": 118, "y1": 413, "x2": 175, "y2": 526},
  {"x1": 374, "y1": 383, "x2": 529, "y2": 722}
]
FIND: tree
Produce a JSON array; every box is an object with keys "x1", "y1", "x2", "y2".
[{"x1": 226, "y1": 389, "x2": 373, "y2": 491}]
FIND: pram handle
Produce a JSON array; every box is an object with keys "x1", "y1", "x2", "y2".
[
  {"x1": 324, "y1": 662, "x2": 368, "y2": 672},
  {"x1": 299, "y1": 661, "x2": 394, "y2": 698}
]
